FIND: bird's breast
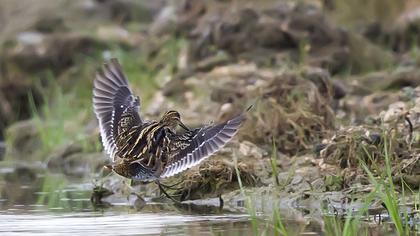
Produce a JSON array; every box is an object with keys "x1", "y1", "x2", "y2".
[{"x1": 115, "y1": 122, "x2": 173, "y2": 173}]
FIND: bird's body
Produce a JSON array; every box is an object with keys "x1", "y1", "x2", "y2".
[{"x1": 93, "y1": 59, "x2": 246, "y2": 183}]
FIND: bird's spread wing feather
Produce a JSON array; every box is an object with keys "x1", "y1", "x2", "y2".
[
  {"x1": 160, "y1": 113, "x2": 246, "y2": 178},
  {"x1": 93, "y1": 58, "x2": 141, "y2": 160}
]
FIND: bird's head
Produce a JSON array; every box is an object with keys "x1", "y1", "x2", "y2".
[{"x1": 160, "y1": 110, "x2": 189, "y2": 131}]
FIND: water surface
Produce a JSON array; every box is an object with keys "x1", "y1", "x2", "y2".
[{"x1": 0, "y1": 162, "x2": 266, "y2": 236}]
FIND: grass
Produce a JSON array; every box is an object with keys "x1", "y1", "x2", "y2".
[
  {"x1": 28, "y1": 74, "x2": 91, "y2": 157},
  {"x1": 360, "y1": 133, "x2": 411, "y2": 235},
  {"x1": 270, "y1": 137, "x2": 280, "y2": 186},
  {"x1": 234, "y1": 155, "x2": 259, "y2": 235},
  {"x1": 271, "y1": 207, "x2": 289, "y2": 236},
  {"x1": 232, "y1": 126, "x2": 419, "y2": 236},
  {"x1": 21, "y1": 35, "x2": 186, "y2": 158},
  {"x1": 322, "y1": 185, "x2": 378, "y2": 236},
  {"x1": 321, "y1": 128, "x2": 419, "y2": 235},
  {"x1": 234, "y1": 148, "x2": 297, "y2": 235}
]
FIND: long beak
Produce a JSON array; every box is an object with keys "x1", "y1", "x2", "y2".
[
  {"x1": 179, "y1": 121, "x2": 190, "y2": 131},
  {"x1": 104, "y1": 165, "x2": 113, "y2": 170}
]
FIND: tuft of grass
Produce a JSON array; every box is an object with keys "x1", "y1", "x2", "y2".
[
  {"x1": 234, "y1": 151, "x2": 297, "y2": 235},
  {"x1": 360, "y1": 133, "x2": 410, "y2": 236},
  {"x1": 28, "y1": 75, "x2": 91, "y2": 156},
  {"x1": 233, "y1": 155, "x2": 259, "y2": 235},
  {"x1": 271, "y1": 206, "x2": 289, "y2": 236},
  {"x1": 270, "y1": 137, "x2": 280, "y2": 186},
  {"x1": 323, "y1": 186, "x2": 377, "y2": 236}
]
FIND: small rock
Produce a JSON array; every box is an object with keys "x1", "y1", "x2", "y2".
[
  {"x1": 288, "y1": 176, "x2": 311, "y2": 193},
  {"x1": 291, "y1": 175, "x2": 303, "y2": 185},
  {"x1": 33, "y1": 16, "x2": 67, "y2": 33},
  {"x1": 47, "y1": 143, "x2": 106, "y2": 177},
  {"x1": 4, "y1": 166, "x2": 37, "y2": 183},
  {"x1": 381, "y1": 101, "x2": 406, "y2": 123},
  {"x1": 16, "y1": 32, "x2": 45, "y2": 45},
  {"x1": 5, "y1": 33, "x2": 108, "y2": 73},
  {"x1": 47, "y1": 143, "x2": 83, "y2": 167},
  {"x1": 96, "y1": 26, "x2": 143, "y2": 47},
  {"x1": 277, "y1": 172, "x2": 291, "y2": 186},
  {"x1": 311, "y1": 178, "x2": 325, "y2": 192},
  {"x1": 296, "y1": 166, "x2": 321, "y2": 182},
  {"x1": 239, "y1": 141, "x2": 266, "y2": 159},
  {"x1": 5, "y1": 119, "x2": 41, "y2": 159},
  {"x1": 150, "y1": 5, "x2": 178, "y2": 36}
]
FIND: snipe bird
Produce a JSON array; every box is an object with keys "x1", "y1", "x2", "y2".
[{"x1": 93, "y1": 58, "x2": 247, "y2": 199}]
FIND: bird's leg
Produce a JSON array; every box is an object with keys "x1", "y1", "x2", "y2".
[
  {"x1": 218, "y1": 194, "x2": 224, "y2": 210},
  {"x1": 123, "y1": 179, "x2": 136, "y2": 195},
  {"x1": 155, "y1": 181, "x2": 181, "y2": 203}
]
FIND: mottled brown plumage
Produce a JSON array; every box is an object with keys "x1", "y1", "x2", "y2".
[{"x1": 93, "y1": 58, "x2": 247, "y2": 183}]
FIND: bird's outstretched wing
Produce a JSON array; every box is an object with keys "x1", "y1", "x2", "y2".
[
  {"x1": 160, "y1": 112, "x2": 246, "y2": 178},
  {"x1": 93, "y1": 58, "x2": 141, "y2": 160}
]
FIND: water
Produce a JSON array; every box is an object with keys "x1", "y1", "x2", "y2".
[
  {"x1": 0, "y1": 161, "x2": 413, "y2": 235},
  {"x1": 0, "y1": 161, "x2": 272, "y2": 236},
  {"x1": 0, "y1": 212, "x2": 254, "y2": 235}
]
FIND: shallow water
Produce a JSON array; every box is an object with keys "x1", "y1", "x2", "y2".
[
  {"x1": 0, "y1": 160, "x2": 415, "y2": 236},
  {"x1": 0, "y1": 162, "x2": 280, "y2": 236},
  {"x1": 0, "y1": 212, "x2": 256, "y2": 236}
]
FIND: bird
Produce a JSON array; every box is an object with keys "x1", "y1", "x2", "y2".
[{"x1": 92, "y1": 58, "x2": 248, "y2": 200}]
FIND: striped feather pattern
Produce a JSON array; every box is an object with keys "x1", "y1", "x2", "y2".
[
  {"x1": 116, "y1": 122, "x2": 162, "y2": 160},
  {"x1": 93, "y1": 58, "x2": 248, "y2": 182},
  {"x1": 93, "y1": 58, "x2": 141, "y2": 160},
  {"x1": 129, "y1": 162, "x2": 158, "y2": 182},
  {"x1": 160, "y1": 113, "x2": 246, "y2": 178}
]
